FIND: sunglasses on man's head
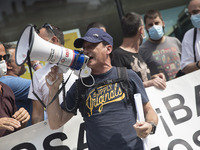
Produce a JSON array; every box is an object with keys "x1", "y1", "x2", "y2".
[
  {"x1": 0, "y1": 54, "x2": 10, "y2": 61},
  {"x1": 34, "y1": 23, "x2": 57, "y2": 36},
  {"x1": 42, "y1": 23, "x2": 57, "y2": 36}
]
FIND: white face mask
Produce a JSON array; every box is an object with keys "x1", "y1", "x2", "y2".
[{"x1": 0, "y1": 60, "x2": 7, "y2": 77}]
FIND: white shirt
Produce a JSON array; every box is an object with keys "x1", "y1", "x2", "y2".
[
  {"x1": 181, "y1": 28, "x2": 200, "y2": 69},
  {"x1": 28, "y1": 63, "x2": 78, "y2": 105}
]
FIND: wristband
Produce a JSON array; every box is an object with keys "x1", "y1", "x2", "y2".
[
  {"x1": 32, "y1": 62, "x2": 40, "y2": 71},
  {"x1": 196, "y1": 61, "x2": 200, "y2": 69}
]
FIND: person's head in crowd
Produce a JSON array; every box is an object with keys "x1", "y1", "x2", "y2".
[
  {"x1": 0, "y1": 43, "x2": 8, "y2": 77},
  {"x1": 0, "y1": 42, "x2": 9, "y2": 77},
  {"x1": 3, "y1": 43, "x2": 26, "y2": 77},
  {"x1": 188, "y1": 0, "x2": 200, "y2": 28},
  {"x1": 86, "y1": 22, "x2": 106, "y2": 32},
  {"x1": 0, "y1": 42, "x2": 9, "y2": 61},
  {"x1": 37, "y1": 23, "x2": 64, "y2": 46},
  {"x1": 144, "y1": 9, "x2": 165, "y2": 41},
  {"x1": 121, "y1": 12, "x2": 145, "y2": 45},
  {"x1": 74, "y1": 28, "x2": 113, "y2": 73}
]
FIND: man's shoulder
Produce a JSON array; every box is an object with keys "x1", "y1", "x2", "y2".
[
  {"x1": 0, "y1": 81, "x2": 10, "y2": 89},
  {"x1": 112, "y1": 47, "x2": 123, "y2": 54},
  {"x1": 165, "y1": 36, "x2": 181, "y2": 48},
  {"x1": 183, "y1": 28, "x2": 196, "y2": 40},
  {"x1": 165, "y1": 36, "x2": 180, "y2": 42},
  {"x1": 139, "y1": 40, "x2": 152, "y2": 56},
  {"x1": 114, "y1": 67, "x2": 139, "y2": 79},
  {"x1": 140, "y1": 40, "x2": 151, "y2": 50},
  {"x1": 112, "y1": 47, "x2": 133, "y2": 57},
  {"x1": 185, "y1": 28, "x2": 195, "y2": 35},
  {"x1": 126, "y1": 68, "x2": 138, "y2": 77},
  {"x1": 0, "y1": 76, "x2": 30, "y2": 83}
]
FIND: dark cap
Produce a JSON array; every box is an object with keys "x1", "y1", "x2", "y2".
[{"x1": 74, "y1": 28, "x2": 113, "y2": 48}]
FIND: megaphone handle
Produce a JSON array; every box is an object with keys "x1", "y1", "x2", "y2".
[
  {"x1": 46, "y1": 66, "x2": 68, "y2": 85},
  {"x1": 47, "y1": 76, "x2": 58, "y2": 85}
]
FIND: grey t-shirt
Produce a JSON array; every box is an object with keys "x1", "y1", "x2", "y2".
[{"x1": 139, "y1": 36, "x2": 181, "y2": 81}]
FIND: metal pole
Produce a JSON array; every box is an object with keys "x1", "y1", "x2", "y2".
[{"x1": 115, "y1": 0, "x2": 124, "y2": 21}]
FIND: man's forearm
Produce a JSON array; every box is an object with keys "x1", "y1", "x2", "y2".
[
  {"x1": 182, "y1": 62, "x2": 200, "y2": 74},
  {"x1": 144, "y1": 102, "x2": 158, "y2": 125},
  {"x1": 47, "y1": 87, "x2": 64, "y2": 129}
]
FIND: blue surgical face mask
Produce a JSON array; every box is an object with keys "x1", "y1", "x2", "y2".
[
  {"x1": 148, "y1": 25, "x2": 164, "y2": 40},
  {"x1": 191, "y1": 13, "x2": 200, "y2": 28}
]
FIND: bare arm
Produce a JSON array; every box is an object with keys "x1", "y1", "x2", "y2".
[
  {"x1": 143, "y1": 102, "x2": 158, "y2": 125},
  {"x1": 182, "y1": 61, "x2": 200, "y2": 74},
  {"x1": 32, "y1": 100, "x2": 45, "y2": 124},
  {"x1": 45, "y1": 66, "x2": 74, "y2": 130},
  {"x1": 133, "y1": 101, "x2": 158, "y2": 138},
  {"x1": 143, "y1": 75, "x2": 166, "y2": 89}
]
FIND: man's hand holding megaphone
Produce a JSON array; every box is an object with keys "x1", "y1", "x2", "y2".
[{"x1": 45, "y1": 65, "x2": 63, "y2": 89}]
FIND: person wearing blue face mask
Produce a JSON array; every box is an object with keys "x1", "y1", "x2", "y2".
[
  {"x1": 181, "y1": 0, "x2": 200, "y2": 74},
  {"x1": 139, "y1": 10, "x2": 181, "y2": 81},
  {"x1": 112, "y1": 12, "x2": 166, "y2": 89},
  {"x1": 148, "y1": 25, "x2": 164, "y2": 41}
]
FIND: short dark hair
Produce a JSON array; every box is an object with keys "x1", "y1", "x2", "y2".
[
  {"x1": 144, "y1": 10, "x2": 163, "y2": 25},
  {"x1": 121, "y1": 12, "x2": 142, "y2": 37},
  {"x1": 3, "y1": 43, "x2": 16, "y2": 50},
  {"x1": 42, "y1": 24, "x2": 64, "y2": 45},
  {"x1": 3, "y1": 43, "x2": 16, "y2": 63},
  {"x1": 86, "y1": 22, "x2": 106, "y2": 31}
]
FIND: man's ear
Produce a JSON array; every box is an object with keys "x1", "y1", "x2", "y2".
[
  {"x1": 139, "y1": 26, "x2": 143, "y2": 34},
  {"x1": 51, "y1": 36, "x2": 59, "y2": 44},
  {"x1": 106, "y1": 45, "x2": 112, "y2": 55},
  {"x1": 162, "y1": 20, "x2": 165, "y2": 28},
  {"x1": 6, "y1": 62, "x2": 12, "y2": 69}
]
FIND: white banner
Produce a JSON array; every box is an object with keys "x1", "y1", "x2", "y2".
[
  {"x1": 1, "y1": 70, "x2": 200, "y2": 150},
  {"x1": 0, "y1": 112, "x2": 87, "y2": 150},
  {"x1": 146, "y1": 70, "x2": 200, "y2": 150}
]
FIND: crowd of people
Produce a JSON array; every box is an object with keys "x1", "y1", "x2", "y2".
[{"x1": 0, "y1": 0, "x2": 200, "y2": 149}]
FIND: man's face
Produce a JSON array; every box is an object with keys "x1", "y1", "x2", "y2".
[
  {"x1": 145, "y1": 16, "x2": 164, "y2": 31},
  {"x1": 0, "y1": 44, "x2": 6, "y2": 57},
  {"x1": 188, "y1": 0, "x2": 200, "y2": 15},
  {"x1": 38, "y1": 28, "x2": 61, "y2": 46},
  {"x1": 7, "y1": 48, "x2": 26, "y2": 76},
  {"x1": 38, "y1": 28, "x2": 52, "y2": 41},
  {"x1": 82, "y1": 41, "x2": 109, "y2": 70}
]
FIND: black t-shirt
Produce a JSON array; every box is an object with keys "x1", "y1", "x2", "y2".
[{"x1": 112, "y1": 47, "x2": 151, "y2": 82}]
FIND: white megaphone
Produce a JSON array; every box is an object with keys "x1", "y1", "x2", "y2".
[{"x1": 15, "y1": 24, "x2": 91, "y2": 77}]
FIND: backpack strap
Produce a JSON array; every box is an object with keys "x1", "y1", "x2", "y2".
[
  {"x1": 117, "y1": 67, "x2": 136, "y2": 115},
  {"x1": 193, "y1": 28, "x2": 197, "y2": 62},
  {"x1": 75, "y1": 77, "x2": 90, "y2": 117},
  {"x1": 117, "y1": 67, "x2": 131, "y2": 103}
]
